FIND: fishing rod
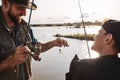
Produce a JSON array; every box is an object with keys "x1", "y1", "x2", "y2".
[
  {"x1": 77, "y1": 0, "x2": 91, "y2": 58},
  {"x1": 24, "y1": 0, "x2": 41, "y2": 61},
  {"x1": 28, "y1": 0, "x2": 35, "y2": 25}
]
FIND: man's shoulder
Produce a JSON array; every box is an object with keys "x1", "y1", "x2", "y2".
[
  {"x1": 69, "y1": 55, "x2": 99, "y2": 71},
  {"x1": 21, "y1": 19, "x2": 27, "y2": 25},
  {"x1": 19, "y1": 19, "x2": 31, "y2": 31},
  {"x1": 66, "y1": 55, "x2": 99, "y2": 80},
  {"x1": 71, "y1": 55, "x2": 98, "y2": 65}
]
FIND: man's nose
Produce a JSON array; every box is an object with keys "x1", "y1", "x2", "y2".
[{"x1": 21, "y1": 9, "x2": 26, "y2": 16}]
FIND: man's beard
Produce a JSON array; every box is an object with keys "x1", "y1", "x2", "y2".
[{"x1": 8, "y1": 6, "x2": 21, "y2": 24}]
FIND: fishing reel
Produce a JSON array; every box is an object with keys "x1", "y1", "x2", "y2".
[{"x1": 24, "y1": 41, "x2": 41, "y2": 61}]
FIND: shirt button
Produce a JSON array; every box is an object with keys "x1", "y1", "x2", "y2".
[{"x1": 14, "y1": 70, "x2": 17, "y2": 72}]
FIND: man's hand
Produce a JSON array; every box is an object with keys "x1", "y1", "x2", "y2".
[
  {"x1": 0, "y1": 45, "x2": 31, "y2": 71},
  {"x1": 53, "y1": 38, "x2": 69, "y2": 47},
  {"x1": 13, "y1": 45, "x2": 31, "y2": 64}
]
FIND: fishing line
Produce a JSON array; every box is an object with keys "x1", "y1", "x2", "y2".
[{"x1": 77, "y1": 0, "x2": 91, "y2": 58}]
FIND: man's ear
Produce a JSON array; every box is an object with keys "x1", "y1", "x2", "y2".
[
  {"x1": 2, "y1": 0, "x2": 7, "y2": 5},
  {"x1": 2, "y1": 0, "x2": 10, "y2": 10},
  {"x1": 105, "y1": 34, "x2": 113, "y2": 44},
  {"x1": 2, "y1": 0, "x2": 10, "y2": 6}
]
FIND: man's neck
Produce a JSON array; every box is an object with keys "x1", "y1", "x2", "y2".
[{"x1": 99, "y1": 48, "x2": 118, "y2": 57}]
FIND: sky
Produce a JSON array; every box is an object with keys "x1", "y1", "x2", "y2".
[{"x1": 0, "y1": 0, "x2": 120, "y2": 24}]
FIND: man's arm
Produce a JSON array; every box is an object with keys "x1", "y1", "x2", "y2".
[
  {"x1": 40, "y1": 38, "x2": 69, "y2": 52},
  {"x1": 29, "y1": 28, "x2": 69, "y2": 61},
  {"x1": 31, "y1": 38, "x2": 69, "y2": 61},
  {"x1": 0, "y1": 55, "x2": 17, "y2": 71}
]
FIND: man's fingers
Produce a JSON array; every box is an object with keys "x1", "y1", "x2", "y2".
[{"x1": 56, "y1": 38, "x2": 69, "y2": 47}]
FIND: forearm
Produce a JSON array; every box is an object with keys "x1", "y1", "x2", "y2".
[
  {"x1": 38, "y1": 38, "x2": 68, "y2": 53},
  {"x1": 40, "y1": 41, "x2": 55, "y2": 52},
  {"x1": 0, "y1": 56, "x2": 15, "y2": 72}
]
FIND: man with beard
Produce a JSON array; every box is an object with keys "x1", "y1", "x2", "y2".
[
  {"x1": 0, "y1": 0, "x2": 68, "y2": 80},
  {"x1": 66, "y1": 19, "x2": 120, "y2": 80}
]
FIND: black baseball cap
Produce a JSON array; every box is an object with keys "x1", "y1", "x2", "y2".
[
  {"x1": 102, "y1": 19, "x2": 120, "y2": 49},
  {"x1": 9, "y1": 0, "x2": 37, "y2": 10}
]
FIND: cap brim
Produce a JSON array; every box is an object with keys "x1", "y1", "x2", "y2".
[{"x1": 20, "y1": 2, "x2": 37, "y2": 10}]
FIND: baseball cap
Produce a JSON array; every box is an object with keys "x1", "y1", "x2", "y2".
[
  {"x1": 102, "y1": 19, "x2": 120, "y2": 49},
  {"x1": 9, "y1": 0, "x2": 37, "y2": 10}
]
